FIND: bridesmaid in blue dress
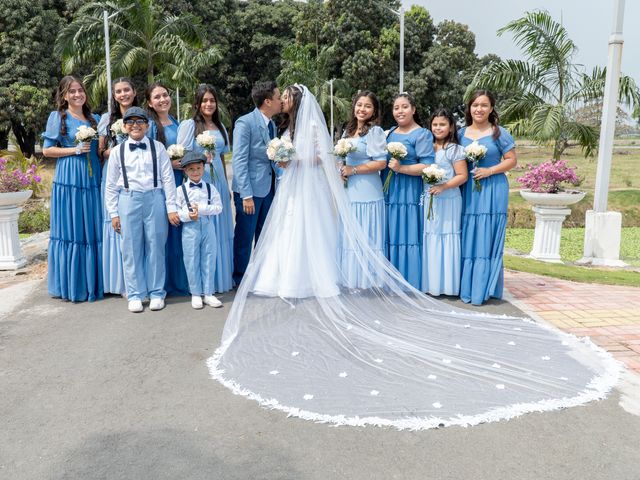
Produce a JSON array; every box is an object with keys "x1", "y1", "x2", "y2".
[
  {"x1": 145, "y1": 82, "x2": 189, "y2": 297},
  {"x1": 177, "y1": 84, "x2": 233, "y2": 293},
  {"x1": 339, "y1": 91, "x2": 387, "y2": 288},
  {"x1": 97, "y1": 77, "x2": 138, "y2": 296},
  {"x1": 42, "y1": 75, "x2": 103, "y2": 302},
  {"x1": 458, "y1": 90, "x2": 517, "y2": 305},
  {"x1": 382, "y1": 93, "x2": 435, "y2": 289},
  {"x1": 422, "y1": 109, "x2": 468, "y2": 296}
]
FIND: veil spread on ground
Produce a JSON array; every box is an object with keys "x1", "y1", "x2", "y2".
[{"x1": 208, "y1": 85, "x2": 620, "y2": 429}]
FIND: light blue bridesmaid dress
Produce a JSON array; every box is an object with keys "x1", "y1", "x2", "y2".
[
  {"x1": 458, "y1": 126, "x2": 515, "y2": 305},
  {"x1": 421, "y1": 144, "x2": 465, "y2": 296},
  {"x1": 381, "y1": 127, "x2": 435, "y2": 289},
  {"x1": 340, "y1": 126, "x2": 387, "y2": 289},
  {"x1": 43, "y1": 111, "x2": 103, "y2": 302},
  {"x1": 177, "y1": 119, "x2": 233, "y2": 293},
  {"x1": 98, "y1": 112, "x2": 126, "y2": 295},
  {"x1": 147, "y1": 117, "x2": 190, "y2": 296}
]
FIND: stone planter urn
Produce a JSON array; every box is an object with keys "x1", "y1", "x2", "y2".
[
  {"x1": 519, "y1": 189, "x2": 586, "y2": 263},
  {"x1": 0, "y1": 190, "x2": 33, "y2": 270}
]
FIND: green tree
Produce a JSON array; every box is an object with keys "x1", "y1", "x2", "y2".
[
  {"x1": 277, "y1": 44, "x2": 352, "y2": 131},
  {"x1": 0, "y1": 0, "x2": 62, "y2": 155},
  {"x1": 468, "y1": 10, "x2": 640, "y2": 159},
  {"x1": 54, "y1": 0, "x2": 221, "y2": 106}
]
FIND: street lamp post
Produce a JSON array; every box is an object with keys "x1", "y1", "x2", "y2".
[
  {"x1": 399, "y1": 6, "x2": 404, "y2": 93},
  {"x1": 103, "y1": 10, "x2": 120, "y2": 114},
  {"x1": 580, "y1": 0, "x2": 626, "y2": 266}
]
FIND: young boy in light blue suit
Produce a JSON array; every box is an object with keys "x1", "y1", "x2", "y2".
[
  {"x1": 104, "y1": 107, "x2": 180, "y2": 313},
  {"x1": 176, "y1": 152, "x2": 224, "y2": 309},
  {"x1": 231, "y1": 81, "x2": 282, "y2": 285}
]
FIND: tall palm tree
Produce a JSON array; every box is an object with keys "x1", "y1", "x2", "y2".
[
  {"x1": 277, "y1": 43, "x2": 352, "y2": 132},
  {"x1": 55, "y1": 0, "x2": 221, "y2": 105},
  {"x1": 467, "y1": 10, "x2": 639, "y2": 160}
]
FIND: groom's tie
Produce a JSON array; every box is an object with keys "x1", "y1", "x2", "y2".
[{"x1": 268, "y1": 121, "x2": 275, "y2": 140}]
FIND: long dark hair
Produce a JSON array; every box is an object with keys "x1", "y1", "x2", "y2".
[
  {"x1": 428, "y1": 108, "x2": 459, "y2": 146},
  {"x1": 345, "y1": 91, "x2": 381, "y2": 137},
  {"x1": 192, "y1": 84, "x2": 228, "y2": 145},
  {"x1": 107, "y1": 77, "x2": 138, "y2": 143},
  {"x1": 393, "y1": 92, "x2": 421, "y2": 126},
  {"x1": 54, "y1": 75, "x2": 97, "y2": 137},
  {"x1": 465, "y1": 89, "x2": 500, "y2": 140},
  {"x1": 280, "y1": 85, "x2": 303, "y2": 141},
  {"x1": 145, "y1": 82, "x2": 170, "y2": 146}
]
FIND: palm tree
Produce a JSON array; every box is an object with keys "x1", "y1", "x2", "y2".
[
  {"x1": 467, "y1": 10, "x2": 639, "y2": 160},
  {"x1": 55, "y1": 0, "x2": 221, "y2": 106},
  {"x1": 277, "y1": 43, "x2": 353, "y2": 134}
]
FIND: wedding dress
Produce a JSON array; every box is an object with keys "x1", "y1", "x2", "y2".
[{"x1": 208, "y1": 85, "x2": 619, "y2": 429}]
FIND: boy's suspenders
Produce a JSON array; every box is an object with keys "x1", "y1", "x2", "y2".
[
  {"x1": 119, "y1": 140, "x2": 158, "y2": 190},
  {"x1": 180, "y1": 182, "x2": 212, "y2": 213}
]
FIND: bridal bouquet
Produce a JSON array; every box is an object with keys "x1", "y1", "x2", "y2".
[
  {"x1": 464, "y1": 141, "x2": 487, "y2": 192},
  {"x1": 75, "y1": 125, "x2": 98, "y2": 177},
  {"x1": 196, "y1": 132, "x2": 216, "y2": 180},
  {"x1": 266, "y1": 137, "x2": 296, "y2": 164},
  {"x1": 421, "y1": 164, "x2": 446, "y2": 220},
  {"x1": 382, "y1": 142, "x2": 408, "y2": 193},
  {"x1": 166, "y1": 144, "x2": 185, "y2": 161}
]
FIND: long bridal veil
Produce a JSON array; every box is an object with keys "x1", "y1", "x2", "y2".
[{"x1": 208, "y1": 85, "x2": 619, "y2": 429}]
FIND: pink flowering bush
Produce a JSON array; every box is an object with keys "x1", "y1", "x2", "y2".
[
  {"x1": 0, "y1": 156, "x2": 42, "y2": 193},
  {"x1": 516, "y1": 159, "x2": 581, "y2": 193}
]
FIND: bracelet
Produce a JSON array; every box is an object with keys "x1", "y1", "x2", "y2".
[
  {"x1": 489, "y1": 167, "x2": 495, "y2": 175},
  {"x1": 352, "y1": 166, "x2": 358, "y2": 175},
  {"x1": 75, "y1": 145, "x2": 82, "y2": 155}
]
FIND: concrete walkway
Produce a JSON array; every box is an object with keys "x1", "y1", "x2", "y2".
[{"x1": 1, "y1": 259, "x2": 639, "y2": 479}]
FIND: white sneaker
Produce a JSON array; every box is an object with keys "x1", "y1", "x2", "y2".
[
  {"x1": 191, "y1": 295, "x2": 203, "y2": 309},
  {"x1": 128, "y1": 300, "x2": 143, "y2": 313},
  {"x1": 204, "y1": 294, "x2": 223, "y2": 308},
  {"x1": 149, "y1": 298, "x2": 165, "y2": 311}
]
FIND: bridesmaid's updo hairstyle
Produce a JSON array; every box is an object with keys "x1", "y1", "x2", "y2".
[
  {"x1": 145, "y1": 82, "x2": 170, "y2": 146},
  {"x1": 108, "y1": 77, "x2": 138, "y2": 143},
  {"x1": 192, "y1": 84, "x2": 228, "y2": 145},
  {"x1": 281, "y1": 85, "x2": 303, "y2": 141},
  {"x1": 465, "y1": 89, "x2": 500, "y2": 140},
  {"x1": 429, "y1": 108, "x2": 459, "y2": 145},
  {"x1": 393, "y1": 92, "x2": 421, "y2": 125},
  {"x1": 55, "y1": 75, "x2": 97, "y2": 137},
  {"x1": 345, "y1": 90, "x2": 381, "y2": 138}
]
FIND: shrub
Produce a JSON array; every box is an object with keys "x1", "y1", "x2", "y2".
[{"x1": 18, "y1": 201, "x2": 50, "y2": 234}]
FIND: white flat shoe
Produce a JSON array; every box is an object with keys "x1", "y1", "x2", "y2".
[
  {"x1": 149, "y1": 298, "x2": 165, "y2": 311},
  {"x1": 204, "y1": 295, "x2": 223, "y2": 308},
  {"x1": 128, "y1": 300, "x2": 143, "y2": 313},
  {"x1": 191, "y1": 295, "x2": 203, "y2": 309}
]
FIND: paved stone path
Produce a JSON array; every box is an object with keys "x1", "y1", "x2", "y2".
[{"x1": 505, "y1": 270, "x2": 640, "y2": 374}]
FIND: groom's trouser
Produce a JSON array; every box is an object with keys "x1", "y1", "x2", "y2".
[{"x1": 232, "y1": 190, "x2": 274, "y2": 285}]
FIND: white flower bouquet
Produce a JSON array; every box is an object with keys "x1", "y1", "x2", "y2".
[
  {"x1": 196, "y1": 132, "x2": 217, "y2": 180},
  {"x1": 421, "y1": 164, "x2": 446, "y2": 220},
  {"x1": 266, "y1": 137, "x2": 296, "y2": 164},
  {"x1": 334, "y1": 139, "x2": 356, "y2": 188},
  {"x1": 464, "y1": 140, "x2": 487, "y2": 192},
  {"x1": 110, "y1": 119, "x2": 126, "y2": 137},
  {"x1": 382, "y1": 141, "x2": 408, "y2": 193},
  {"x1": 166, "y1": 144, "x2": 185, "y2": 161},
  {"x1": 75, "y1": 125, "x2": 98, "y2": 177},
  {"x1": 333, "y1": 138, "x2": 357, "y2": 159}
]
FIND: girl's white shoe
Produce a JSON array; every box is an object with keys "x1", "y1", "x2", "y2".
[{"x1": 204, "y1": 295, "x2": 223, "y2": 308}]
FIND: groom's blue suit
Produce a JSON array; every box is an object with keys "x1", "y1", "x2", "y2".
[{"x1": 232, "y1": 108, "x2": 277, "y2": 285}]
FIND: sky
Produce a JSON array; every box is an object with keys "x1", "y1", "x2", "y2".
[{"x1": 408, "y1": 0, "x2": 640, "y2": 84}]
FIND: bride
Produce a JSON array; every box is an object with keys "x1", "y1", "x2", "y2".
[{"x1": 208, "y1": 85, "x2": 619, "y2": 429}]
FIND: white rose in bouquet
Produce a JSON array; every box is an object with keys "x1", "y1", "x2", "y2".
[
  {"x1": 382, "y1": 142, "x2": 409, "y2": 193},
  {"x1": 74, "y1": 125, "x2": 98, "y2": 177}
]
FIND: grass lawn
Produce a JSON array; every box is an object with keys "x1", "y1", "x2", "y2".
[{"x1": 506, "y1": 227, "x2": 640, "y2": 267}]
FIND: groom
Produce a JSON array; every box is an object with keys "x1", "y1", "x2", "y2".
[{"x1": 232, "y1": 81, "x2": 282, "y2": 285}]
